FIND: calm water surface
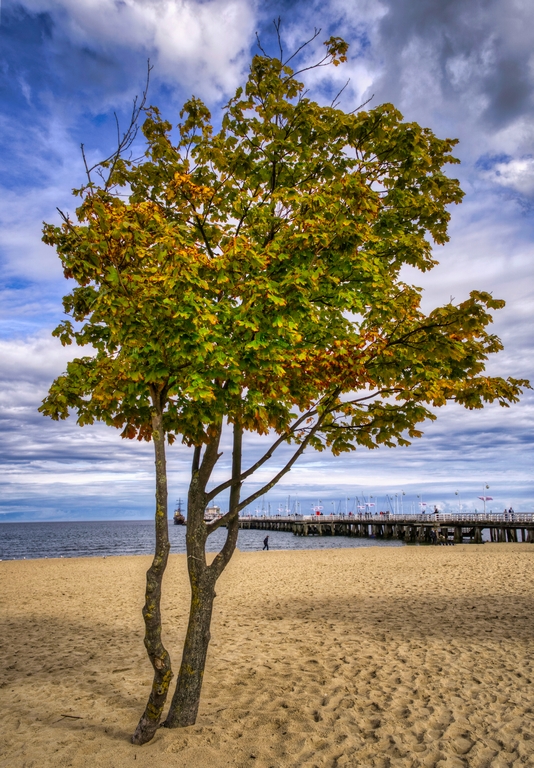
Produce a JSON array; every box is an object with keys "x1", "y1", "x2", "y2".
[{"x1": 0, "y1": 520, "x2": 405, "y2": 560}]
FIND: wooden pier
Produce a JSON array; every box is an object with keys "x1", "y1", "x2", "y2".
[{"x1": 237, "y1": 513, "x2": 534, "y2": 544}]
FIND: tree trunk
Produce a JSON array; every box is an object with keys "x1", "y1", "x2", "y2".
[
  {"x1": 164, "y1": 421, "x2": 242, "y2": 729},
  {"x1": 164, "y1": 567, "x2": 217, "y2": 727},
  {"x1": 131, "y1": 392, "x2": 173, "y2": 745}
]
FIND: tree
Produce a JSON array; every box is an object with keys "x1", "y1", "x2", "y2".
[{"x1": 40, "y1": 30, "x2": 528, "y2": 746}]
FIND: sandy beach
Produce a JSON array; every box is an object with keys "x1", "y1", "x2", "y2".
[{"x1": 1, "y1": 544, "x2": 533, "y2": 767}]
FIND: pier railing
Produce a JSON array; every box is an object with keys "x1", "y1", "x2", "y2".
[
  {"x1": 236, "y1": 511, "x2": 534, "y2": 543},
  {"x1": 238, "y1": 512, "x2": 534, "y2": 524}
]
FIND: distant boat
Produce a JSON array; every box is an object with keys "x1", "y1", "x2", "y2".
[
  {"x1": 173, "y1": 500, "x2": 222, "y2": 525},
  {"x1": 173, "y1": 499, "x2": 186, "y2": 526},
  {"x1": 204, "y1": 505, "x2": 222, "y2": 522}
]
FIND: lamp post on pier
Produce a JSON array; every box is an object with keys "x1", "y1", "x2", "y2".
[{"x1": 478, "y1": 484, "x2": 492, "y2": 516}]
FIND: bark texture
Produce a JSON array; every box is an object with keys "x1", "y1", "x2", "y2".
[
  {"x1": 164, "y1": 564, "x2": 217, "y2": 727},
  {"x1": 131, "y1": 390, "x2": 173, "y2": 745},
  {"x1": 164, "y1": 420, "x2": 242, "y2": 729}
]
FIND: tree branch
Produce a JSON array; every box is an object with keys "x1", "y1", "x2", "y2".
[
  {"x1": 216, "y1": 377, "x2": 377, "y2": 508},
  {"x1": 255, "y1": 31, "x2": 271, "y2": 59},
  {"x1": 274, "y1": 17, "x2": 283, "y2": 62},
  {"x1": 82, "y1": 61, "x2": 152, "y2": 191},
  {"x1": 348, "y1": 93, "x2": 374, "y2": 115},
  {"x1": 283, "y1": 27, "x2": 321, "y2": 67},
  {"x1": 205, "y1": 403, "x2": 323, "y2": 502},
  {"x1": 208, "y1": 419, "x2": 242, "y2": 576},
  {"x1": 198, "y1": 422, "x2": 223, "y2": 487},
  {"x1": 331, "y1": 78, "x2": 350, "y2": 109},
  {"x1": 205, "y1": 509, "x2": 232, "y2": 535},
  {"x1": 237, "y1": 409, "x2": 330, "y2": 512},
  {"x1": 192, "y1": 445, "x2": 201, "y2": 475}
]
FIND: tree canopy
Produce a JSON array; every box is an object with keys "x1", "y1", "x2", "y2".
[{"x1": 40, "y1": 33, "x2": 528, "y2": 743}]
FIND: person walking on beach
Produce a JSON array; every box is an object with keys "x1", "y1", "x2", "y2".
[{"x1": 263, "y1": 535, "x2": 269, "y2": 550}]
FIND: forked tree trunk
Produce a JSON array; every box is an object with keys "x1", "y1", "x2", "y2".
[
  {"x1": 163, "y1": 563, "x2": 217, "y2": 727},
  {"x1": 131, "y1": 392, "x2": 173, "y2": 745},
  {"x1": 164, "y1": 509, "x2": 241, "y2": 729},
  {"x1": 162, "y1": 405, "x2": 327, "y2": 731},
  {"x1": 164, "y1": 421, "x2": 242, "y2": 729}
]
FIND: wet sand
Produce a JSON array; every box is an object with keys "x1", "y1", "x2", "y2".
[{"x1": 1, "y1": 544, "x2": 533, "y2": 767}]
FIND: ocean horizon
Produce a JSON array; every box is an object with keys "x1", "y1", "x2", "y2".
[{"x1": 0, "y1": 519, "x2": 407, "y2": 561}]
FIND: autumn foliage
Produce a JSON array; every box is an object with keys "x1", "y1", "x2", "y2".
[{"x1": 40, "y1": 33, "x2": 528, "y2": 744}]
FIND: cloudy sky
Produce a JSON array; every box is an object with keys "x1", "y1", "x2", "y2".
[{"x1": 1, "y1": 0, "x2": 533, "y2": 521}]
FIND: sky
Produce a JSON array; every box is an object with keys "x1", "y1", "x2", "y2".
[{"x1": 1, "y1": 0, "x2": 533, "y2": 521}]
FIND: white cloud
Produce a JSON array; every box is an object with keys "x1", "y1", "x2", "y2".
[
  {"x1": 482, "y1": 156, "x2": 534, "y2": 197},
  {"x1": 0, "y1": 111, "x2": 85, "y2": 283},
  {"x1": 0, "y1": 333, "x2": 73, "y2": 383},
  {"x1": 1, "y1": 0, "x2": 534, "y2": 520},
  {"x1": 17, "y1": 0, "x2": 258, "y2": 98}
]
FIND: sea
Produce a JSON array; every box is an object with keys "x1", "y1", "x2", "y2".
[{"x1": 0, "y1": 520, "x2": 405, "y2": 561}]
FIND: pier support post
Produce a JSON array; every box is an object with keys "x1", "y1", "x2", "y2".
[{"x1": 237, "y1": 515, "x2": 530, "y2": 546}]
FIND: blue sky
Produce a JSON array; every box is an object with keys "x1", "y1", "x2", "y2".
[{"x1": 1, "y1": 0, "x2": 533, "y2": 521}]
